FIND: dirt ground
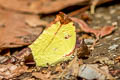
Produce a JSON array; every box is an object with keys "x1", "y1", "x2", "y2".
[
  {"x1": 40, "y1": 1, "x2": 120, "y2": 79},
  {"x1": 84, "y1": 2, "x2": 120, "y2": 79},
  {"x1": 0, "y1": 0, "x2": 120, "y2": 80}
]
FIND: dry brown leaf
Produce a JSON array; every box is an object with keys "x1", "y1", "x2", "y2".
[
  {"x1": 0, "y1": 8, "x2": 47, "y2": 49},
  {"x1": 71, "y1": 17, "x2": 115, "y2": 40},
  {"x1": 99, "y1": 26, "x2": 115, "y2": 38},
  {"x1": 0, "y1": 63, "x2": 27, "y2": 79},
  {"x1": 0, "y1": 0, "x2": 88, "y2": 14},
  {"x1": 76, "y1": 39, "x2": 90, "y2": 58}
]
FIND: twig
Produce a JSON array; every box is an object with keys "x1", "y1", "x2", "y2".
[{"x1": 68, "y1": 0, "x2": 113, "y2": 16}]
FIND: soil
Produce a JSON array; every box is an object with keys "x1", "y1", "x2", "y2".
[
  {"x1": 0, "y1": 1, "x2": 120, "y2": 80},
  {"x1": 41, "y1": 1, "x2": 120, "y2": 79},
  {"x1": 84, "y1": 2, "x2": 120, "y2": 79}
]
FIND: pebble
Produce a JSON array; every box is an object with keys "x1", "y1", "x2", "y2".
[
  {"x1": 108, "y1": 44, "x2": 119, "y2": 50},
  {"x1": 110, "y1": 9, "x2": 116, "y2": 14},
  {"x1": 84, "y1": 39, "x2": 95, "y2": 44},
  {"x1": 78, "y1": 64, "x2": 114, "y2": 80},
  {"x1": 113, "y1": 37, "x2": 120, "y2": 40}
]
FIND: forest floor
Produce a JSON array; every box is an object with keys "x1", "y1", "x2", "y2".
[{"x1": 0, "y1": 0, "x2": 120, "y2": 80}]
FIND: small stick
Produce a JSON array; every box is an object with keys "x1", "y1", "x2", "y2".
[{"x1": 68, "y1": 0, "x2": 113, "y2": 16}]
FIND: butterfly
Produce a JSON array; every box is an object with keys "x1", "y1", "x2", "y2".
[{"x1": 29, "y1": 13, "x2": 76, "y2": 67}]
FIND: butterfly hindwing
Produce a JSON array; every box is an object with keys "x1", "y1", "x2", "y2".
[{"x1": 29, "y1": 13, "x2": 76, "y2": 67}]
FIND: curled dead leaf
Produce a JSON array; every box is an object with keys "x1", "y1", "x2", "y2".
[
  {"x1": 0, "y1": 8, "x2": 46, "y2": 49},
  {"x1": 76, "y1": 39, "x2": 90, "y2": 58},
  {"x1": 0, "y1": 0, "x2": 88, "y2": 14},
  {"x1": 70, "y1": 17, "x2": 115, "y2": 40}
]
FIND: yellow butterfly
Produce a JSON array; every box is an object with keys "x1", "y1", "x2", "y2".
[{"x1": 29, "y1": 13, "x2": 76, "y2": 67}]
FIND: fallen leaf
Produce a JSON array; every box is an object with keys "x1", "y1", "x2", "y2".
[
  {"x1": 0, "y1": 0, "x2": 88, "y2": 14},
  {"x1": 70, "y1": 17, "x2": 115, "y2": 40},
  {"x1": 99, "y1": 26, "x2": 115, "y2": 38},
  {"x1": 78, "y1": 64, "x2": 114, "y2": 80},
  {"x1": 29, "y1": 13, "x2": 76, "y2": 67},
  {"x1": 0, "y1": 63, "x2": 27, "y2": 79},
  {"x1": 76, "y1": 39, "x2": 90, "y2": 58},
  {"x1": 0, "y1": 8, "x2": 46, "y2": 49}
]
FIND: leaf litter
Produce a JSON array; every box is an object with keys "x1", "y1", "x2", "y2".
[
  {"x1": 0, "y1": 0, "x2": 118, "y2": 79},
  {"x1": 0, "y1": 8, "x2": 48, "y2": 50},
  {"x1": 0, "y1": 12, "x2": 116, "y2": 79},
  {"x1": 71, "y1": 17, "x2": 115, "y2": 41},
  {"x1": 0, "y1": 0, "x2": 88, "y2": 14},
  {"x1": 0, "y1": 63, "x2": 27, "y2": 79}
]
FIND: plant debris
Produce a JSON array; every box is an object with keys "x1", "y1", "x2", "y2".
[
  {"x1": 0, "y1": 63, "x2": 27, "y2": 79},
  {"x1": 0, "y1": 0, "x2": 119, "y2": 79},
  {"x1": 0, "y1": 0, "x2": 88, "y2": 14},
  {"x1": 71, "y1": 17, "x2": 115, "y2": 40},
  {"x1": 0, "y1": 8, "x2": 47, "y2": 49}
]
